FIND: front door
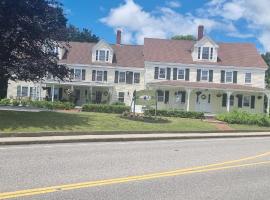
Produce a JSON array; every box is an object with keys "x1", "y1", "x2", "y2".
[
  {"x1": 96, "y1": 91, "x2": 102, "y2": 104},
  {"x1": 74, "y1": 89, "x2": 80, "y2": 106},
  {"x1": 195, "y1": 92, "x2": 211, "y2": 113}
]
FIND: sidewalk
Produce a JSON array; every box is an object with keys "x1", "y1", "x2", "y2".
[{"x1": 1, "y1": 132, "x2": 270, "y2": 145}]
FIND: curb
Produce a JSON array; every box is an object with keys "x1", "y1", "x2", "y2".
[{"x1": 1, "y1": 134, "x2": 270, "y2": 145}]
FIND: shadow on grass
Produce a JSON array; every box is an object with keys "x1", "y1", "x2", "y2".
[{"x1": 0, "y1": 110, "x2": 90, "y2": 132}]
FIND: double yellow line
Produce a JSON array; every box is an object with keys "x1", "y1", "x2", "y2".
[{"x1": 1, "y1": 151, "x2": 270, "y2": 199}]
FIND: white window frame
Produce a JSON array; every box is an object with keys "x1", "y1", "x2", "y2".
[
  {"x1": 118, "y1": 92, "x2": 125, "y2": 103},
  {"x1": 95, "y1": 49, "x2": 110, "y2": 62},
  {"x1": 71, "y1": 68, "x2": 85, "y2": 81},
  {"x1": 94, "y1": 70, "x2": 106, "y2": 82},
  {"x1": 202, "y1": 47, "x2": 210, "y2": 60},
  {"x1": 17, "y1": 85, "x2": 39, "y2": 99},
  {"x1": 177, "y1": 68, "x2": 185, "y2": 80},
  {"x1": 119, "y1": 71, "x2": 126, "y2": 83},
  {"x1": 158, "y1": 68, "x2": 166, "y2": 79},
  {"x1": 134, "y1": 72, "x2": 140, "y2": 84},
  {"x1": 243, "y1": 95, "x2": 251, "y2": 107},
  {"x1": 117, "y1": 71, "x2": 141, "y2": 84},
  {"x1": 201, "y1": 69, "x2": 209, "y2": 81},
  {"x1": 245, "y1": 72, "x2": 252, "y2": 84},
  {"x1": 225, "y1": 71, "x2": 233, "y2": 83},
  {"x1": 157, "y1": 90, "x2": 165, "y2": 102},
  {"x1": 198, "y1": 46, "x2": 214, "y2": 61}
]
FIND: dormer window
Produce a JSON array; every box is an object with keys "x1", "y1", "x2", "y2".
[
  {"x1": 202, "y1": 47, "x2": 209, "y2": 59},
  {"x1": 95, "y1": 50, "x2": 110, "y2": 62}
]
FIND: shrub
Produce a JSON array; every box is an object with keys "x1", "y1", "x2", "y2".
[
  {"x1": 82, "y1": 104, "x2": 130, "y2": 114},
  {"x1": 0, "y1": 98, "x2": 11, "y2": 106},
  {"x1": 121, "y1": 111, "x2": 169, "y2": 123},
  {"x1": 12, "y1": 99, "x2": 20, "y2": 106},
  {"x1": 216, "y1": 110, "x2": 270, "y2": 127},
  {"x1": 144, "y1": 109, "x2": 204, "y2": 119},
  {"x1": 111, "y1": 102, "x2": 126, "y2": 106},
  {"x1": 29, "y1": 101, "x2": 75, "y2": 110}
]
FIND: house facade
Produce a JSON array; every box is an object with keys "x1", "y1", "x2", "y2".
[{"x1": 6, "y1": 26, "x2": 270, "y2": 114}]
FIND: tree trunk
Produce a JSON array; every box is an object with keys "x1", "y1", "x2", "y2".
[{"x1": 0, "y1": 75, "x2": 8, "y2": 99}]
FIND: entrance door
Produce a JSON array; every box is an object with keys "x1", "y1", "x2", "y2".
[
  {"x1": 96, "y1": 91, "x2": 102, "y2": 104},
  {"x1": 195, "y1": 92, "x2": 211, "y2": 113},
  {"x1": 74, "y1": 89, "x2": 80, "y2": 106}
]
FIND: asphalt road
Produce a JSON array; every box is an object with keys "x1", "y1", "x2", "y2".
[{"x1": 1, "y1": 137, "x2": 270, "y2": 200}]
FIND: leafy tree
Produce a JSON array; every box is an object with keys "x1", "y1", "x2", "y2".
[
  {"x1": 67, "y1": 25, "x2": 99, "y2": 43},
  {"x1": 0, "y1": 0, "x2": 70, "y2": 98},
  {"x1": 262, "y1": 52, "x2": 270, "y2": 88},
  {"x1": 171, "y1": 35, "x2": 196, "y2": 41}
]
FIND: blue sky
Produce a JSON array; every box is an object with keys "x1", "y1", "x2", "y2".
[{"x1": 60, "y1": 0, "x2": 270, "y2": 52}]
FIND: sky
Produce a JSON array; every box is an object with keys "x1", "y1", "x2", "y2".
[{"x1": 60, "y1": 0, "x2": 270, "y2": 52}]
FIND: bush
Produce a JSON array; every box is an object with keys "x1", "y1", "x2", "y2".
[
  {"x1": 30, "y1": 101, "x2": 75, "y2": 110},
  {"x1": 121, "y1": 111, "x2": 169, "y2": 123},
  {"x1": 144, "y1": 109, "x2": 204, "y2": 119},
  {"x1": 111, "y1": 102, "x2": 126, "y2": 106},
  {"x1": 0, "y1": 98, "x2": 11, "y2": 106},
  {"x1": 216, "y1": 110, "x2": 270, "y2": 127},
  {"x1": 12, "y1": 99, "x2": 20, "y2": 106},
  {"x1": 82, "y1": 104, "x2": 130, "y2": 114}
]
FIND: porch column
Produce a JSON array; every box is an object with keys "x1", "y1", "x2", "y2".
[
  {"x1": 226, "y1": 91, "x2": 232, "y2": 112},
  {"x1": 186, "y1": 88, "x2": 192, "y2": 112},
  {"x1": 51, "y1": 84, "x2": 55, "y2": 102}
]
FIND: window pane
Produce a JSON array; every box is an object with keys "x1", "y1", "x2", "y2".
[
  {"x1": 21, "y1": 87, "x2": 28, "y2": 97},
  {"x1": 198, "y1": 47, "x2": 201, "y2": 59},
  {"x1": 17, "y1": 86, "x2": 21, "y2": 97},
  {"x1": 30, "y1": 87, "x2": 37, "y2": 99},
  {"x1": 95, "y1": 50, "x2": 98, "y2": 61},
  {"x1": 202, "y1": 47, "x2": 209, "y2": 59},
  {"x1": 119, "y1": 72, "x2": 126, "y2": 83},
  {"x1": 99, "y1": 50, "x2": 105, "y2": 61},
  {"x1": 97, "y1": 71, "x2": 103, "y2": 82},
  {"x1": 118, "y1": 92, "x2": 125, "y2": 102},
  {"x1": 126, "y1": 71, "x2": 133, "y2": 84},
  {"x1": 201, "y1": 70, "x2": 208, "y2": 81},
  {"x1": 75, "y1": 69, "x2": 81, "y2": 80},
  {"x1": 106, "y1": 51, "x2": 109, "y2": 61},
  {"x1": 157, "y1": 90, "x2": 164, "y2": 102},
  {"x1": 243, "y1": 96, "x2": 250, "y2": 107},
  {"x1": 134, "y1": 73, "x2": 140, "y2": 83},
  {"x1": 210, "y1": 48, "x2": 213, "y2": 59},
  {"x1": 245, "y1": 73, "x2": 251, "y2": 83},
  {"x1": 178, "y1": 69, "x2": 185, "y2": 80},
  {"x1": 226, "y1": 72, "x2": 233, "y2": 83},
  {"x1": 159, "y1": 68, "x2": 166, "y2": 79}
]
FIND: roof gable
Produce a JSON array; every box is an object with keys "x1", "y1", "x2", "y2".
[
  {"x1": 92, "y1": 39, "x2": 113, "y2": 52},
  {"x1": 194, "y1": 36, "x2": 219, "y2": 48}
]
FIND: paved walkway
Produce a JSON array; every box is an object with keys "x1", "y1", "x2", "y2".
[
  {"x1": 1, "y1": 132, "x2": 270, "y2": 145},
  {"x1": 0, "y1": 106, "x2": 47, "y2": 112}
]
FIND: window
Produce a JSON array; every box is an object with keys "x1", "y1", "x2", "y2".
[
  {"x1": 198, "y1": 47, "x2": 201, "y2": 59},
  {"x1": 30, "y1": 87, "x2": 37, "y2": 99},
  {"x1": 225, "y1": 71, "x2": 233, "y2": 83},
  {"x1": 17, "y1": 86, "x2": 39, "y2": 99},
  {"x1": 243, "y1": 96, "x2": 250, "y2": 107},
  {"x1": 202, "y1": 47, "x2": 210, "y2": 59},
  {"x1": 134, "y1": 73, "x2": 140, "y2": 83},
  {"x1": 74, "y1": 69, "x2": 81, "y2": 81},
  {"x1": 201, "y1": 70, "x2": 209, "y2": 81},
  {"x1": 245, "y1": 72, "x2": 252, "y2": 84},
  {"x1": 210, "y1": 48, "x2": 213, "y2": 59},
  {"x1": 230, "y1": 95, "x2": 234, "y2": 106},
  {"x1": 96, "y1": 71, "x2": 103, "y2": 82},
  {"x1": 98, "y1": 50, "x2": 105, "y2": 61},
  {"x1": 71, "y1": 69, "x2": 85, "y2": 81},
  {"x1": 126, "y1": 71, "x2": 133, "y2": 84},
  {"x1": 159, "y1": 68, "x2": 166, "y2": 79},
  {"x1": 22, "y1": 87, "x2": 28, "y2": 97},
  {"x1": 95, "y1": 50, "x2": 98, "y2": 61},
  {"x1": 106, "y1": 50, "x2": 109, "y2": 61},
  {"x1": 119, "y1": 72, "x2": 126, "y2": 83},
  {"x1": 118, "y1": 92, "x2": 125, "y2": 103},
  {"x1": 157, "y1": 90, "x2": 164, "y2": 102},
  {"x1": 178, "y1": 69, "x2": 185, "y2": 80}
]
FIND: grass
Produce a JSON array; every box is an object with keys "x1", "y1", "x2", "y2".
[
  {"x1": 0, "y1": 110, "x2": 217, "y2": 133},
  {"x1": 230, "y1": 124, "x2": 270, "y2": 131}
]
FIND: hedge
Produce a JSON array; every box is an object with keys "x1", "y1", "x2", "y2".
[
  {"x1": 30, "y1": 101, "x2": 75, "y2": 110},
  {"x1": 0, "y1": 99, "x2": 11, "y2": 106},
  {"x1": 82, "y1": 104, "x2": 130, "y2": 114},
  {"x1": 216, "y1": 110, "x2": 270, "y2": 127},
  {"x1": 144, "y1": 109, "x2": 204, "y2": 119}
]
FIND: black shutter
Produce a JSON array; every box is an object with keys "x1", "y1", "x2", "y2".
[
  {"x1": 209, "y1": 70, "x2": 213, "y2": 82},
  {"x1": 181, "y1": 91, "x2": 186, "y2": 103},
  {"x1": 173, "y1": 68, "x2": 177, "y2": 80},
  {"x1": 197, "y1": 69, "x2": 201, "y2": 81},
  {"x1": 165, "y1": 91, "x2": 169, "y2": 104},
  {"x1": 222, "y1": 93, "x2": 227, "y2": 107},
  {"x1": 59, "y1": 88, "x2": 63, "y2": 100},
  {"x1": 154, "y1": 67, "x2": 159, "y2": 79},
  {"x1": 92, "y1": 70, "x2": 96, "y2": 81},
  {"x1": 251, "y1": 95, "x2": 255, "y2": 109},
  {"x1": 221, "y1": 70, "x2": 225, "y2": 83},
  {"x1": 103, "y1": 71, "x2": 107, "y2": 82},
  {"x1": 166, "y1": 68, "x2": 171, "y2": 80},
  {"x1": 233, "y1": 71, "x2": 238, "y2": 83},
  {"x1": 82, "y1": 69, "x2": 86, "y2": 80},
  {"x1": 238, "y1": 95, "x2": 243, "y2": 108},
  {"x1": 185, "y1": 69, "x2": 190, "y2": 81},
  {"x1": 114, "y1": 71, "x2": 119, "y2": 83}
]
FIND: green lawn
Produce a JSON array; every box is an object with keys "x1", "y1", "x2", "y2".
[
  {"x1": 0, "y1": 110, "x2": 217, "y2": 133},
  {"x1": 230, "y1": 124, "x2": 270, "y2": 131}
]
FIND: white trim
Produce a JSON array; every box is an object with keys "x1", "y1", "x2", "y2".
[
  {"x1": 242, "y1": 95, "x2": 251, "y2": 107},
  {"x1": 245, "y1": 72, "x2": 252, "y2": 84},
  {"x1": 200, "y1": 69, "x2": 209, "y2": 81},
  {"x1": 177, "y1": 68, "x2": 185, "y2": 80},
  {"x1": 225, "y1": 71, "x2": 233, "y2": 83},
  {"x1": 158, "y1": 67, "x2": 166, "y2": 79}
]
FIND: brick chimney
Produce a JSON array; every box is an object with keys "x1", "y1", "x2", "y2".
[
  {"x1": 116, "y1": 30, "x2": 121, "y2": 45},
  {"x1": 198, "y1": 25, "x2": 204, "y2": 40}
]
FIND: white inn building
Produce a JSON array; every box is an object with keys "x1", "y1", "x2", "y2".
[{"x1": 7, "y1": 26, "x2": 270, "y2": 114}]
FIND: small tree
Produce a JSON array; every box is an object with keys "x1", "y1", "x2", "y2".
[
  {"x1": 0, "y1": 0, "x2": 70, "y2": 99},
  {"x1": 171, "y1": 35, "x2": 196, "y2": 41},
  {"x1": 262, "y1": 52, "x2": 270, "y2": 88},
  {"x1": 67, "y1": 25, "x2": 99, "y2": 43}
]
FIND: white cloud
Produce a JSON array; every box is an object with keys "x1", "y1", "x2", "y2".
[
  {"x1": 165, "y1": 1, "x2": 181, "y2": 8},
  {"x1": 100, "y1": 0, "x2": 221, "y2": 44}
]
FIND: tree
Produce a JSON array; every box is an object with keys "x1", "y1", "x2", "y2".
[
  {"x1": 262, "y1": 52, "x2": 270, "y2": 88},
  {"x1": 67, "y1": 25, "x2": 99, "y2": 43},
  {"x1": 0, "y1": 0, "x2": 70, "y2": 98},
  {"x1": 171, "y1": 35, "x2": 196, "y2": 41}
]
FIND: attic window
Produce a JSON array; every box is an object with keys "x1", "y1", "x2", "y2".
[
  {"x1": 202, "y1": 47, "x2": 209, "y2": 59},
  {"x1": 95, "y1": 50, "x2": 109, "y2": 62}
]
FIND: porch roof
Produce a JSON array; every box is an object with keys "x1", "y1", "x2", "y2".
[
  {"x1": 148, "y1": 81, "x2": 266, "y2": 93},
  {"x1": 44, "y1": 81, "x2": 114, "y2": 87}
]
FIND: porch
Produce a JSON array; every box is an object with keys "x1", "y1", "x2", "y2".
[{"x1": 148, "y1": 81, "x2": 268, "y2": 114}]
